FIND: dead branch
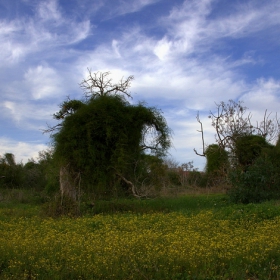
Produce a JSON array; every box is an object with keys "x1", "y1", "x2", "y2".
[
  {"x1": 255, "y1": 110, "x2": 280, "y2": 142},
  {"x1": 194, "y1": 112, "x2": 206, "y2": 157},
  {"x1": 80, "y1": 69, "x2": 134, "y2": 99},
  {"x1": 115, "y1": 172, "x2": 142, "y2": 199}
]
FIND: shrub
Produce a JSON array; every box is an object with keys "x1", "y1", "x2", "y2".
[
  {"x1": 234, "y1": 135, "x2": 272, "y2": 169},
  {"x1": 205, "y1": 144, "x2": 229, "y2": 187},
  {"x1": 228, "y1": 148, "x2": 280, "y2": 203}
]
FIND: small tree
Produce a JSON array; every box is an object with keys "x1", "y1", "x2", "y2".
[
  {"x1": 194, "y1": 100, "x2": 280, "y2": 195},
  {"x1": 234, "y1": 135, "x2": 273, "y2": 169},
  {"x1": 204, "y1": 144, "x2": 229, "y2": 187},
  {"x1": 205, "y1": 144, "x2": 228, "y2": 174},
  {"x1": 228, "y1": 146, "x2": 280, "y2": 203},
  {"x1": 0, "y1": 153, "x2": 23, "y2": 188},
  {"x1": 194, "y1": 100, "x2": 280, "y2": 164}
]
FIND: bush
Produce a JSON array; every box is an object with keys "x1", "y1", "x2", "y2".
[
  {"x1": 228, "y1": 149, "x2": 280, "y2": 203},
  {"x1": 205, "y1": 144, "x2": 228, "y2": 187},
  {"x1": 41, "y1": 194, "x2": 80, "y2": 217},
  {"x1": 186, "y1": 171, "x2": 208, "y2": 188},
  {"x1": 235, "y1": 135, "x2": 272, "y2": 169}
]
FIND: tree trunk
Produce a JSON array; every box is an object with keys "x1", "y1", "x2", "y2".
[{"x1": 60, "y1": 165, "x2": 79, "y2": 201}]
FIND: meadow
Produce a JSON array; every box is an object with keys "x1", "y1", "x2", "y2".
[{"x1": 1, "y1": 193, "x2": 280, "y2": 279}]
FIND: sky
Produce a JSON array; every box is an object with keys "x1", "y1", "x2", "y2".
[{"x1": 1, "y1": 0, "x2": 280, "y2": 170}]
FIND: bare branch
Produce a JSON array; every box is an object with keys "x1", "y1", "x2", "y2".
[
  {"x1": 80, "y1": 69, "x2": 134, "y2": 99},
  {"x1": 115, "y1": 172, "x2": 142, "y2": 198},
  {"x1": 194, "y1": 112, "x2": 206, "y2": 157},
  {"x1": 42, "y1": 123, "x2": 62, "y2": 135},
  {"x1": 196, "y1": 99, "x2": 280, "y2": 160},
  {"x1": 42, "y1": 98, "x2": 84, "y2": 134},
  {"x1": 208, "y1": 100, "x2": 253, "y2": 153}
]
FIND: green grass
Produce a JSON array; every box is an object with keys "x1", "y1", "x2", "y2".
[{"x1": 86, "y1": 193, "x2": 229, "y2": 215}]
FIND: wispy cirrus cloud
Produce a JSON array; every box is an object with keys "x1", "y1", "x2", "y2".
[
  {"x1": 0, "y1": 0, "x2": 91, "y2": 64},
  {"x1": 24, "y1": 65, "x2": 63, "y2": 100}
]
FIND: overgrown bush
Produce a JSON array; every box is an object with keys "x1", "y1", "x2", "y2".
[
  {"x1": 205, "y1": 144, "x2": 229, "y2": 187},
  {"x1": 228, "y1": 149, "x2": 280, "y2": 203},
  {"x1": 234, "y1": 135, "x2": 273, "y2": 169}
]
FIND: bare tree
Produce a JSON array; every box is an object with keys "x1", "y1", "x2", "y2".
[
  {"x1": 80, "y1": 69, "x2": 134, "y2": 99},
  {"x1": 194, "y1": 99, "x2": 280, "y2": 158},
  {"x1": 194, "y1": 112, "x2": 206, "y2": 157}
]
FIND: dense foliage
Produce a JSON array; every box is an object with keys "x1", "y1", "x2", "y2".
[
  {"x1": 53, "y1": 95, "x2": 171, "y2": 198},
  {"x1": 234, "y1": 135, "x2": 273, "y2": 169},
  {"x1": 0, "y1": 151, "x2": 58, "y2": 194},
  {"x1": 205, "y1": 144, "x2": 228, "y2": 175},
  {"x1": 229, "y1": 143, "x2": 280, "y2": 203}
]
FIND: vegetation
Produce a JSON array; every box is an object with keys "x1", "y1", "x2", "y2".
[
  {"x1": 204, "y1": 144, "x2": 228, "y2": 186},
  {"x1": 1, "y1": 88, "x2": 280, "y2": 278},
  {"x1": 45, "y1": 71, "x2": 171, "y2": 202},
  {"x1": 1, "y1": 195, "x2": 280, "y2": 279},
  {"x1": 234, "y1": 134, "x2": 273, "y2": 169},
  {"x1": 52, "y1": 95, "x2": 171, "y2": 199},
  {"x1": 195, "y1": 99, "x2": 280, "y2": 203}
]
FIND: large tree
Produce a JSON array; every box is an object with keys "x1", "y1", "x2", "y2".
[{"x1": 47, "y1": 71, "x2": 171, "y2": 200}]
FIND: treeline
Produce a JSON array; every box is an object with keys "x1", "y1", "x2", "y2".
[
  {"x1": 1, "y1": 71, "x2": 280, "y2": 209},
  {"x1": 0, "y1": 150, "x2": 58, "y2": 193},
  {"x1": 0, "y1": 151, "x2": 206, "y2": 195}
]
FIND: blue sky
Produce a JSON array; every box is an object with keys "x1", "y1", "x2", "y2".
[{"x1": 1, "y1": 0, "x2": 280, "y2": 170}]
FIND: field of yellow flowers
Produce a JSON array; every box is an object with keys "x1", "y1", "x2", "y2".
[{"x1": 0, "y1": 196, "x2": 280, "y2": 279}]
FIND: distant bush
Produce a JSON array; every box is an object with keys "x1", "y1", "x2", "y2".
[
  {"x1": 235, "y1": 135, "x2": 273, "y2": 169},
  {"x1": 228, "y1": 148, "x2": 280, "y2": 203}
]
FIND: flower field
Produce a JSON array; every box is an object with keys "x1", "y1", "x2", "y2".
[{"x1": 1, "y1": 197, "x2": 280, "y2": 279}]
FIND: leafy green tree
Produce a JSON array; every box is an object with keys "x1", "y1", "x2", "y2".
[
  {"x1": 204, "y1": 144, "x2": 229, "y2": 186},
  {"x1": 48, "y1": 71, "x2": 171, "y2": 201},
  {"x1": 228, "y1": 145, "x2": 280, "y2": 203},
  {"x1": 205, "y1": 144, "x2": 228, "y2": 174},
  {"x1": 234, "y1": 135, "x2": 273, "y2": 169},
  {"x1": 0, "y1": 153, "x2": 23, "y2": 188}
]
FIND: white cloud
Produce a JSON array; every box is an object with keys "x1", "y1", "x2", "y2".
[
  {"x1": 24, "y1": 65, "x2": 62, "y2": 100},
  {"x1": 0, "y1": 1, "x2": 91, "y2": 64},
  {"x1": 242, "y1": 78, "x2": 280, "y2": 123},
  {"x1": 158, "y1": 0, "x2": 280, "y2": 60},
  {"x1": 112, "y1": 40, "x2": 121, "y2": 58},
  {"x1": 109, "y1": 0, "x2": 160, "y2": 17},
  {"x1": 1, "y1": 0, "x2": 280, "y2": 169},
  {"x1": 37, "y1": 0, "x2": 62, "y2": 22},
  {"x1": 0, "y1": 138, "x2": 47, "y2": 164},
  {"x1": 0, "y1": 99, "x2": 57, "y2": 130},
  {"x1": 153, "y1": 37, "x2": 172, "y2": 61},
  {"x1": 2, "y1": 101, "x2": 21, "y2": 122}
]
